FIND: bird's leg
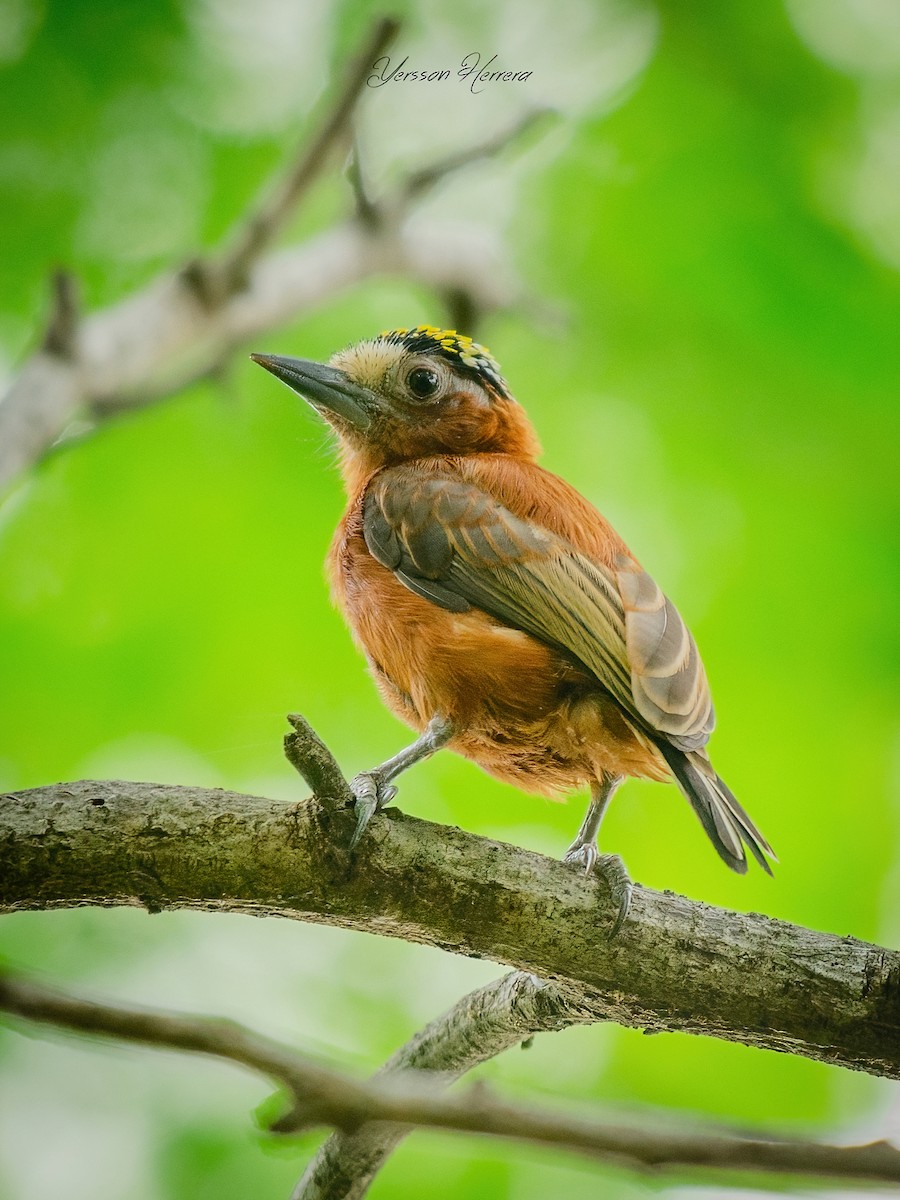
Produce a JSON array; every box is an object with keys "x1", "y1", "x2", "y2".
[
  {"x1": 349, "y1": 715, "x2": 454, "y2": 849},
  {"x1": 564, "y1": 775, "x2": 632, "y2": 936}
]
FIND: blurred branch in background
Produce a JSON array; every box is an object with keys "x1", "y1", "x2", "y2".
[
  {"x1": 1, "y1": 972, "x2": 899, "y2": 1192},
  {"x1": 295, "y1": 971, "x2": 588, "y2": 1200},
  {"x1": 185, "y1": 16, "x2": 400, "y2": 305},
  {"x1": 0, "y1": 15, "x2": 549, "y2": 490},
  {"x1": 292, "y1": 954, "x2": 900, "y2": 1199}
]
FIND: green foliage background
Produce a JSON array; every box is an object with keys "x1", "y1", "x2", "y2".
[{"x1": 1, "y1": 0, "x2": 898, "y2": 1197}]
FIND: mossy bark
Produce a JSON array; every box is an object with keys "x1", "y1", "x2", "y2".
[{"x1": 2, "y1": 779, "x2": 898, "y2": 1078}]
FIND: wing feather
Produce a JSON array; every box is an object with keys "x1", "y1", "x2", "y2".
[{"x1": 363, "y1": 474, "x2": 714, "y2": 751}]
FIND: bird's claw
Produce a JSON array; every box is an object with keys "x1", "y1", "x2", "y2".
[
  {"x1": 563, "y1": 846, "x2": 632, "y2": 938},
  {"x1": 348, "y1": 771, "x2": 397, "y2": 849},
  {"x1": 564, "y1": 842, "x2": 599, "y2": 874}
]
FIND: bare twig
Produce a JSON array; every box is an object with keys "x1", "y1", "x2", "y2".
[
  {"x1": 345, "y1": 138, "x2": 381, "y2": 231},
  {"x1": 186, "y1": 16, "x2": 400, "y2": 306},
  {"x1": 41, "y1": 270, "x2": 80, "y2": 359},
  {"x1": 2, "y1": 772, "x2": 898, "y2": 1078},
  {"x1": 442, "y1": 287, "x2": 483, "y2": 340},
  {"x1": 284, "y1": 712, "x2": 352, "y2": 807},
  {"x1": 400, "y1": 108, "x2": 553, "y2": 202},
  {"x1": 222, "y1": 16, "x2": 397, "y2": 276},
  {"x1": 1, "y1": 972, "x2": 898, "y2": 1188}
]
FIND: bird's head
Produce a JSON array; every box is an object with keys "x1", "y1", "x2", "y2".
[{"x1": 251, "y1": 325, "x2": 540, "y2": 488}]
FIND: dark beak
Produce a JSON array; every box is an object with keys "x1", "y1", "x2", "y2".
[{"x1": 250, "y1": 353, "x2": 375, "y2": 432}]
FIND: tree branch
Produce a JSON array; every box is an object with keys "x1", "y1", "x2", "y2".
[
  {"x1": 1, "y1": 973, "x2": 898, "y2": 1189},
  {"x1": 294, "y1": 971, "x2": 604, "y2": 1200},
  {"x1": 1, "y1": 219, "x2": 519, "y2": 486},
  {"x1": 1, "y1": 768, "x2": 898, "y2": 1078},
  {"x1": 399, "y1": 108, "x2": 552, "y2": 203},
  {"x1": 185, "y1": 16, "x2": 400, "y2": 305}
]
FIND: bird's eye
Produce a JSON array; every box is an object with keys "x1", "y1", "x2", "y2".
[{"x1": 407, "y1": 367, "x2": 441, "y2": 400}]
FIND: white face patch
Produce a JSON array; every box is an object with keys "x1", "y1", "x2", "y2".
[{"x1": 329, "y1": 341, "x2": 404, "y2": 392}]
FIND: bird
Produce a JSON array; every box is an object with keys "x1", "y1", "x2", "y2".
[{"x1": 251, "y1": 325, "x2": 774, "y2": 931}]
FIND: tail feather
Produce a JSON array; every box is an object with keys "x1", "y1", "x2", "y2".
[{"x1": 655, "y1": 740, "x2": 774, "y2": 875}]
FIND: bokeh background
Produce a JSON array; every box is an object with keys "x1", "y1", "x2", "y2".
[{"x1": 1, "y1": 0, "x2": 899, "y2": 1197}]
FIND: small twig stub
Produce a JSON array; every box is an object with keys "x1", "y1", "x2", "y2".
[{"x1": 284, "y1": 712, "x2": 352, "y2": 806}]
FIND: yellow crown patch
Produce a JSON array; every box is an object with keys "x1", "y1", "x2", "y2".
[{"x1": 376, "y1": 325, "x2": 509, "y2": 396}]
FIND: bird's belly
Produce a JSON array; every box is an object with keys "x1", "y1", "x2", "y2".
[{"x1": 337, "y1": 552, "x2": 667, "y2": 794}]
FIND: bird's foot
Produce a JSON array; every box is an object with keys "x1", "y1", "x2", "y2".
[
  {"x1": 563, "y1": 844, "x2": 632, "y2": 937},
  {"x1": 348, "y1": 771, "x2": 398, "y2": 850}
]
